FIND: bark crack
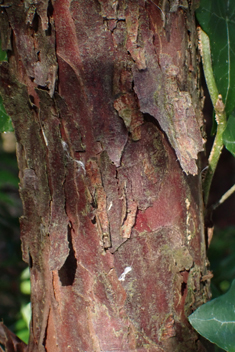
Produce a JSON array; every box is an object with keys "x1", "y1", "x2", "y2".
[{"x1": 58, "y1": 225, "x2": 77, "y2": 286}]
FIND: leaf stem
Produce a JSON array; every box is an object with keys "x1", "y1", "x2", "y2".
[
  {"x1": 198, "y1": 28, "x2": 219, "y2": 107},
  {"x1": 203, "y1": 110, "x2": 226, "y2": 205},
  {"x1": 198, "y1": 28, "x2": 227, "y2": 205}
]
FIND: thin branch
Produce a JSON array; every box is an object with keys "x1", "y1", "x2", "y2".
[{"x1": 212, "y1": 184, "x2": 235, "y2": 210}]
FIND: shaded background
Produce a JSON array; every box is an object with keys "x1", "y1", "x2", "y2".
[
  {"x1": 204, "y1": 85, "x2": 235, "y2": 298},
  {"x1": 0, "y1": 133, "x2": 30, "y2": 343}
]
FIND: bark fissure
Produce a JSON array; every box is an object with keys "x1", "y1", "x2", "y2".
[{"x1": 58, "y1": 226, "x2": 77, "y2": 286}]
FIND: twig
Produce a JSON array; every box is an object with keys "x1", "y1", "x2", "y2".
[{"x1": 212, "y1": 184, "x2": 235, "y2": 210}]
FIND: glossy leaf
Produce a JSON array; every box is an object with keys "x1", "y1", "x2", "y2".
[
  {"x1": 196, "y1": 0, "x2": 235, "y2": 116},
  {"x1": 223, "y1": 113, "x2": 235, "y2": 157},
  {"x1": 189, "y1": 279, "x2": 235, "y2": 352}
]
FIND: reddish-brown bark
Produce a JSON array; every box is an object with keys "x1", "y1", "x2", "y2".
[{"x1": 0, "y1": 0, "x2": 211, "y2": 351}]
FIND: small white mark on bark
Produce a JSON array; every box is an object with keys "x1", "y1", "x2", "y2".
[
  {"x1": 118, "y1": 266, "x2": 132, "y2": 281},
  {"x1": 185, "y1": 198, "x2": 192, "y2": 242},
  {"x1": 74, "y1": 160, "x2": 86, "y2": 175},
  {"x1": 42, "y1": 128, "x2": 48, "y2": 146}
]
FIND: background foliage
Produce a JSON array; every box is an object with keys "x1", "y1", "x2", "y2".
[
  {"x1": 189, "y1": 0, "x2": 235, "y2": 350},
  {"x1": 196, "y1": 0, "x2": 235, "y2": 158},
  {"x1": 0, "y1": 42, "x2": 13, "y2": 133},
  {"x1": 0, "y1": 135, "x2": 30, "y2": 343}
]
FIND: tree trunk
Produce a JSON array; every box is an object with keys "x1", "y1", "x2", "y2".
[{"x1": 0, "y1": 0, "x2": 211, "y2": 351}]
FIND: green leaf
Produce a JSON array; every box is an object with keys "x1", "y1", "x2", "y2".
[
  {"x1": 21, "y1": 303, "x2": 31, "y2": 327},
  {"x1": 14, "y1": 317, "x2": 29, "y2": 344},
  {"x1": 0, "y1": 95, "x2": 14, "y2": 132},
  {"x1": 20, "y1": 267, "x2": 30, "y2": 280},
  {"x1": 188, "y1": 279, "x2": 235, "y2": 352},
  {"x1": 16, "y1": 329, "x2": 29, "y2": 344},
  {"x1": 20, "y1": 280, "x2": 31, "y2": 295},
  {"x1": 223, "y1": 112, "x2": 235, "y2": 157},
  {"x1": 196, "y1": 0, "x2": 235, "y2": 116}
]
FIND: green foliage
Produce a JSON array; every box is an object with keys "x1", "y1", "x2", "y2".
[
  {"x1": 0, "y1": 41, "x2": 13, "y2": 132},
  {"x1": 0, "y1": 96, "x2": 14, "y2": 133},
  {"x1": 223, "y1": 113, "x2": 235, "y2": 157},
  {"x1": 14, "y1": 314, "x2": 30, "y2": 344},
  {"x1": 15, "y1": 268, "x2": 31, "y2": 343},
  {"x1": 0, "y1": 137, "x2": 30, "y2": 343},
  {"x1": 208, "y1": 227, "x2": 235, "y2": 298},
  {"x1": 196, "y1": 0, "x2": 235, "y2": 160},
  {"x1": 0, "y1": 43, "x2": 7, "y2": 62},
  {"x1": 189, "y1": 226, "x2": 235, "y2": 351},
  {"x1": 0, "y1": 168, "x2": 19, "y2": 188},
  {"x1": 196, "y1": 0, "x2": 235, "y2": 116},
  {"x1": 189, "y1": 280, "x2": 235, "y2": 352},
  {"x1": 20, "y1": 267, "x2": 31, "y2": 295},
  {"x1": 190, "y1": 2, "x2": 235, "y2": 350}
]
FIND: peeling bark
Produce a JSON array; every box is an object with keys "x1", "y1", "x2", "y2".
[{"x1": 0, "y1": 0, "x2": 210, "y2": 351}]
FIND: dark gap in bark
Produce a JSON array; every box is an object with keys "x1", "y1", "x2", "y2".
[
  {"x1": 37, "y1": 85, "x2": 49, "y2": 92},
  {"x1": 28, "y1": 95, "x2": 37, "y2": 111},
  {"x1": 143, "y1": 113, "x2": 161, "y2": 129},
  {"x1": 29, "y1": 95, "x2": 35, "y2": 104},
  {"x1": 36, "y1": 50, "x2": 41, "y2": 62},
  {"x1": 47, "y1": 0, "x2": 54, "y2": 18},
  {"x1": 131, "y1": 79, "x2": 134, "y2": 91},
  {"x1": 76, "y1": 149, "x2": 86, "y2": 153},
  {"x1": 45, "y1": 0, "x2": 53, "y2": 36},
  {"x1": 45, "y1": 23, "x2": 52, "y2": 36},
  {"x1": 90, "y1": 191, "x2": 98, "y2": 209},
  {"x1": 181, "y1": 281, "x2": 187, "y2": 296},
  {"x1": 31, "y1": 12, "x2": 39, "y2": 33},
  {"x1": 91, "y1": 216, "x2": 96, "y2": 224},
  {"x1": 42, "y1": 308, "x2": 50, "y2": 348},
  {"x1": 58, "y1": 226, "x2": 77, "y2": 286},
  {"x1": 29, "y1": 253, "x2": 33, "y2": 268}
]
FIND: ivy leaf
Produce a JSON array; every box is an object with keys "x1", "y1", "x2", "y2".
[
  {"x1": 0, "y1": 96, "x2": 14, "y2": 133},
  {"x1": 223, "y1": 111, "x2": 235, "y2": 157},
  {"x1": 196, "y1": 0, "x2": 235, "y2": 116},
  {"x1": 188, "y1": 279, "x2": 235, "y2": 352}
]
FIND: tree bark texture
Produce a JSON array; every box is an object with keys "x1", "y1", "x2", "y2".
[{"x1": 0, "y1": 0, "x2": 211, "y2": 351}]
